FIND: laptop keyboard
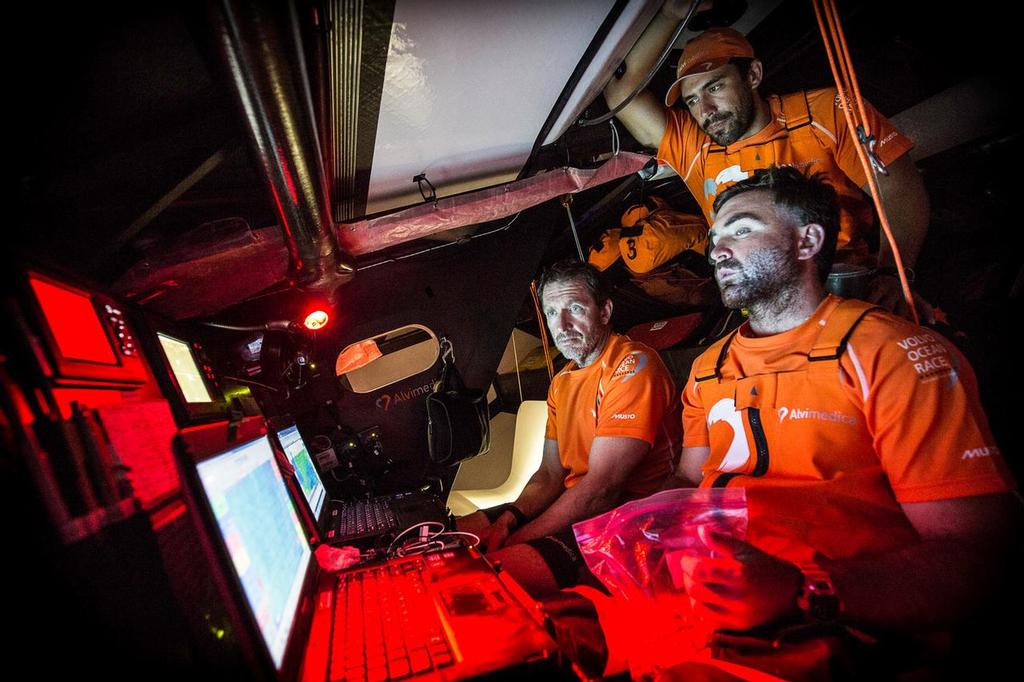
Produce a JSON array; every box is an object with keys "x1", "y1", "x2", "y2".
[
  {"x1": 329, "y1": 558, "x2": 454, "y2": 681},
  {"x1": 328, "y1": 497, "x2": 399, "y2": 541}
]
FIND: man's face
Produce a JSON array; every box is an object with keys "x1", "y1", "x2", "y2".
[
  {"x1": 679, "y1": 64, "x2": 757, "y2": 146},
  {"x1": 708, "y1": 190, "x2": 801, "y2": 309},
  {"x1": 541, "y1": 278, "x2": 612, "y2": 367}
]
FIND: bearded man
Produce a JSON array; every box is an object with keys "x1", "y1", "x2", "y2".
[{"x1": 655, "y1": 166, "x2": 1017, "y2": 678}]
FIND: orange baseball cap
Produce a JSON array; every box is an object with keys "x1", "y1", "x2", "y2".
[{"x1": 664, "y1": 27, "x2": 755, "y2": 107}]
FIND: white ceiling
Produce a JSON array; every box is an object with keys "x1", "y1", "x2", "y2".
[{"x1": 366, "y1": 0, "x2": 653, "y2": 216}]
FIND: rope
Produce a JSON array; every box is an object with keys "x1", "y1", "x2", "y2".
[
  {"x1": 530, "y1": 281, "x2": 555, "y2": 381},
  {"x1": 511, "y1": 331, "x2": 524, "y2": 404},
  {"x1": 812, "y1": 0, "x2": 919, "y2": 325}
]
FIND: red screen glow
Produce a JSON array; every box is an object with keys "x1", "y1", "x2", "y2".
[{"x1": 29, "y1": 276, "x2": 117, "y2": 365}]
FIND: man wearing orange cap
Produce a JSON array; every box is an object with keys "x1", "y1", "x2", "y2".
[{"x1": 604, "y1": 3, "x2": 930, "y2": 319}]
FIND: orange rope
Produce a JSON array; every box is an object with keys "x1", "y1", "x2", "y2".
[
  {"x1": 530, "y1": 281, "x2": 555, "y2": 380},
  {"x1": 812, "y1": 0, "x2": 919, "y2": 325},
  {"x1": 824, "y1": 0, "x2": 873, "y2": 142}
]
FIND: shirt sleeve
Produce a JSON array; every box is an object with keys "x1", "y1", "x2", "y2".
[
  {"x1": 544, "y1": 378, "x2": 558, "y2": 440},
  {"x1": 681, "y1": 365, "x2": 710, "y2": 448},
  {"x1": 595, "y1": 347, "x2": 673, "y2": 445},
  {"x1": 842, "y1": 316, "x2": 1015, "y2": 503},
  {"x1": 657, "y1": 108, "x2": 703, "y2": 183},
  {"x1": 809, "y1": 88, "x2": 915, "y2": 188}
]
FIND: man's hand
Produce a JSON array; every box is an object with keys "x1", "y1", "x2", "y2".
[
  {"x1": 456, "y1": 510, "x2": 519, "y2": 553},
  {"x1": 478, "y1": 512, "x2": 518, "y2": 553},
  {"x1": 455, "y1": 510, "x2": 491, "y2": 536},
  {"x1": 679, "y1": 526, "x2": 802, "y2": 632},
  {"x1": 866, "y1": 273, "x2": 935, "y2": 324}
]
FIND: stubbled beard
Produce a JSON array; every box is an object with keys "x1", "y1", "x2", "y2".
[
  {"x1": 716, "y1": 243, "x2": 800, "y2": 310},
  {"x1": 702, "y1": 88, "x2": 754, "y2": 146},
  {"x1": 555, "y1": 333, "x2": 595, "y2": 364}
]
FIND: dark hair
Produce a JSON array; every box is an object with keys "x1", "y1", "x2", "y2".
[
  {"x1": 712, "y1": 166, "x2": 840, "y2": 283},
  {"x1": 536, "y1": 259, "x2": 610, "y2": 307},
  {"x1": 730, "y1": 57, "x2": 754, "y2": 79}
]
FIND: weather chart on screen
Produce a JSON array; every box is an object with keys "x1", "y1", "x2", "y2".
[
  {"x1": 276, "y1": 425, "x2": 326, "y2": 519},
  {"x1": 157, "y1": 333, "x2": 213, "y2": 403},
  {"x1": 196, "y1": 436, "x2": 311, "y2": 669}
]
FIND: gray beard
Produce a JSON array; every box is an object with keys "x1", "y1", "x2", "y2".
[{"x1": 555, "y1": 330, "x2": 608, "y2": 367}]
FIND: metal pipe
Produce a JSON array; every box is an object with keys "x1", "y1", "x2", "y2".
[{"x1": 207, "y1": 0, "x2": 354, "y2": 301}]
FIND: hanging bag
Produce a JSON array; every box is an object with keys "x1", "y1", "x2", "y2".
[{"x1": 426, "y1": 338, "x2": 490, "y2": 465}]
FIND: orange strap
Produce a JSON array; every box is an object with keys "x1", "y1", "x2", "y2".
[
  {"x1": 812, "y1": 0, "x2": 919, "y2": 325},
  {"x1": 530, "y1": 281, "x2": 555, "y2": 380}
]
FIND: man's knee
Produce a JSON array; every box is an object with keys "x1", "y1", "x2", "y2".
[{"x1": 488, "y1": 543, "x2": 563, "y2": 598}]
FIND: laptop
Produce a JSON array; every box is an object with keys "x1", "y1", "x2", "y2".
[
  {"x1": 175, "y1": 427, "x2": 561, "y2": 681},
  {"x1": 273, "y1": 424, "x2": 449, "y2": 548}
]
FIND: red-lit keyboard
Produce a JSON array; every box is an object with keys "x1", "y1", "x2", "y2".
[{"x1": 328, "y1": 558, "x2": 454, "y2": 682}]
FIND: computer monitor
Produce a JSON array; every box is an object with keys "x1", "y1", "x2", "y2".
[
  {"x1": 158, "y1": 333, "x2": 214, "y2": 404},
  {"x1": 23, "y1": 271, "x2": 148, "y2": 387},
  {"x1": 274, "y1": 425, "x2": 326, "y2": 520},
  {"x1": 188, "y1": 433, "x2": 312, "y2": 673},
  {"x1": 136, "y1": 317, "x2": 230, "y2": 426}
]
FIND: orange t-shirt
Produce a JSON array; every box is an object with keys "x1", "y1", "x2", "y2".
[
  {"x1": 658, "y1": 88, "x2": 914, "y2": 261},
  {"x1": 546, "y1": 333, "x2": 681, "y2": 499},
  {"x1": 682, "y1": 295, "x2": 1014, "y2": 563}
]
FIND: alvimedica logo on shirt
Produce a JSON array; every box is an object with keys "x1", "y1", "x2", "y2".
[{"x1": 777, "y1": 406, "x2": 857, "y2": 426}]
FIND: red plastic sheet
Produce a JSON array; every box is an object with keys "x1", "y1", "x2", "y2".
[
  {"x1": 337, "y1": 152, "x2": 654, "y2": 255},
  {"x1": 573, "y1": 487, "x2": 748, "y2": 678}
]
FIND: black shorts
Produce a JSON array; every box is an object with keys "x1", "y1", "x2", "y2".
[{"x1": 525, "y1": 527, "x2": 597, "y2": 590}]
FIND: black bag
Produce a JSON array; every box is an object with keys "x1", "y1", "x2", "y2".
[{"x1": 426, "y1": 339, "x2": 490, "y2": 465}]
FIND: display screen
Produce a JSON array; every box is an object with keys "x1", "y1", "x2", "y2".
[
  {"x1": 195, "y1": 436, "x2": 311, "y2": 670},
  {"x1": 29, "y1": 275, "x2": 117, "y2": 365},
  {"x1": 157, "y1": 333, "x2": 213, "y2": 403},
  {"x1": 275, "y1": 425, "x2": 326, "y2": 520}
]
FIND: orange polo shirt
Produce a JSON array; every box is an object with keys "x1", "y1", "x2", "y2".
[
  {"x1": 682, "y1": 295, "x2": 1014, "y2": 562},
  {"x1": 546, "y1": 333, "x2": 680, "y2": 500}
]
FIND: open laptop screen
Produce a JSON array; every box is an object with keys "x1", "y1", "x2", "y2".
[
  {"x1": 275, "y1": 425, "x2": 326, "y2": 519},
  {"x1": 195, "y1": 435, "x2": 311, "y2": 669}
]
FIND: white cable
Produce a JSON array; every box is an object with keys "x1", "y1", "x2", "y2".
[{"x1": 386, "y1": 521, "x2": 481, "y2": 558}]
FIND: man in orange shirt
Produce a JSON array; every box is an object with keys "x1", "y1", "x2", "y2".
[
  {"x1": 458, "y1": 260, "x2": 681, "y2": 596},
  {"x1": 604, "y1": 4, "x2": 930, "y2": 319},
  {"x1": 663, "y1": 166, "x2": 1017, "y2": 675}
]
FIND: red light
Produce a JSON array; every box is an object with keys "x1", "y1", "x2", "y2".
[{"x1": 304, "y1": 310, "x2": 329, "y2": 330}]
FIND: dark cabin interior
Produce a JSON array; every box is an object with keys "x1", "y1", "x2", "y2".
[{"x1": 4, "y1": 0, "x2": 1019, "y2": 678}]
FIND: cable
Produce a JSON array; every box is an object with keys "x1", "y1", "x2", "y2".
[
  {"x1": 577, "y1": 0, "x2": 702, "y2": 128},
  {"x1": 221, "y1": 374, "x2": 282, "y2": 393},
  {"x1": 199, "y1": 320, "x2": 295, "y2": 332},
  {"x1": 530, "y1": 281, "x2": 555, "y2": 381},
  {"x1": 511, "y1": 331, "x2": 524, "y2": 404},
  {"x1": 357, "y1": 211, "x2": 523, "y2": 272},
  {"x1": 562, "y1": 195, "x2": 585, "y2": 261},
  {"x1": 385, "y1": 521, "x2": 481, "y2": 558}
]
